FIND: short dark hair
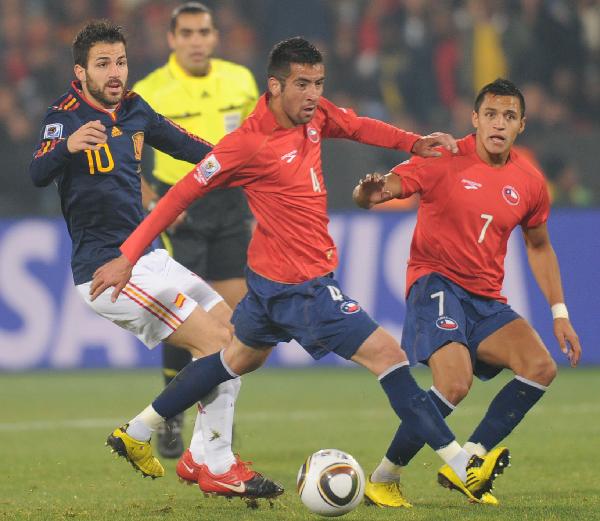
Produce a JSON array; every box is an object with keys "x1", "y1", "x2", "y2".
[
  {"x1": 72, "y1": 20, "x2": 126, "y2": 68},
  {"x1": 474, "y1": 78, "x2": 526, "y2": 117},
  {"x1": 267, "y1": 37, "x2": 323, "y2": 80},
  {"x1": 170, "y1": 2, "x2": 213, "y2": 33}
]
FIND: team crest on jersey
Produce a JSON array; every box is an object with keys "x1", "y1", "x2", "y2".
[
  {"x1": 132, "y1": 132, "x2": 144, "y2": 161},
  {"x1": 436, "y1": 316, "x2": 459, "y2": 330},
  {"x1": 502, "y1": 185, "x2": 520, "y2": 206},
  {"x1": 43, "y1": 123, "x2": 63, "y2": 139},
  {"x1": 340, "y1": 299, "x2": 361, "y2": 314},
  {"x1": 307, "y1": 127, "x2": 320, "y2": 143}
]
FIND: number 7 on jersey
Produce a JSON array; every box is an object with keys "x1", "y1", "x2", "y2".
[{"x1": 478, "y1": 213, "x2": 493, "y2": 243}]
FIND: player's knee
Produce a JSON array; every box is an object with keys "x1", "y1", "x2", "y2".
[
  {"x1": 353, "y1": 340, "x2": 407, "y2": 376},
  {"x1": 181, "y1": 324, "x2": 232, "y2": 356},
  {"x1": 437, "y1": 379, "x2": 471, "y2": 405},
  {"x1": 519, "y1": 355, "x2": 557, "y2": 386},
  {"x1": 223, "y1": 341, "x2": 271, "y2": 375}
]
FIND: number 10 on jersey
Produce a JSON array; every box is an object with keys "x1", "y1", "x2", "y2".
[{"x1": 84, "y1": 144, "x2": 115, "y2": 175}]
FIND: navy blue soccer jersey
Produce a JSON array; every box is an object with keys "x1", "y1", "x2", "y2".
[{"x1": 30, "y1": 81, "x2": 212, "y2": 284}]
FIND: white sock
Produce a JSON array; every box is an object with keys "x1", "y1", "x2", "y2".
[
  {"x1": 199, "y1": 378, "x2": 241, "y2": 475},
  {"x1": 370, "y1": 456, "x2": 402, "y2": 483},
  {"x1": 463, "y1": 441, "x2": 487, "y2": 457},
  {"x1": 126, "y1": 405, "x2": 164, "y2": 441},
  {"x1": 189, "y1": 404, "x2": 206, "y2": 464},
  {"x1": 436, "y1": 441, "x2": 469, "y2": 482}
]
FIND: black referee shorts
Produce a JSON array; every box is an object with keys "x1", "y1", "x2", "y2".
[{"x1": 156, "y1": 181, "x2": 252, "y2": 281}]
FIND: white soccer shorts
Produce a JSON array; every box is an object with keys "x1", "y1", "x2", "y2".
[{"x1": 76, "y1": 249, "x2": 223, "y2": 348}]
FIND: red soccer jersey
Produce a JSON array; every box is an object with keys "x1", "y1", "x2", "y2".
[
  {"x1": 391, "y1": 134, "x2": 550, "y2": 301},
  {"x1": 121, "y1": 94, "x2": 420, "y2": 283}
]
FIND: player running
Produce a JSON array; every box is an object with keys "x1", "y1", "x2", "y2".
[
  {"x1": 91, "y1": 37, "x2": 510, "y2": 504},
  {"x1": 133, "y1": 2, "x2": 259, "y2": 459},
  {"x1": 353, "y1": 78, "x2": 582, "y2": 507},
  {"x1": 29, "y1": 20, "x2": 282, "y2": 500}
]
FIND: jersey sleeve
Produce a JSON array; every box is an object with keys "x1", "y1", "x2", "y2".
[
  {"x1": 29, "y1": 111, "x2": 76, "y2": 187},
  {"x1": 141, "y1": 97, "x2": 213, "y2": 164},
  {"x1": 390, "y1": 154, "x2": 447, "y2": 199},
  {"x1": 120, "y1": 130, "x2": 255, "y2": 263},
  {"x1": 319, "y1": 97, "x2": 420, "y2": 153},
  {"x1": 521, "y1": 180, "x2": 551, "y2": 228}
]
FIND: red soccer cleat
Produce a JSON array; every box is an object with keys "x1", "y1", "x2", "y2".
[
  {"x1": 197, "y1": 455, "x2": 284, "y2": 499},
  {"x1": 176, "y1": 449, "x2": 202, "y2": 484}
]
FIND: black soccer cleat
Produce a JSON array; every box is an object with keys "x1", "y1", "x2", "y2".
[{"x1": 156, "y1": 413, "x2": 184, "y2": 459}]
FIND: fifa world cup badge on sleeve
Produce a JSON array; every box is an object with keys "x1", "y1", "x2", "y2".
[
  {"x1": 195, "y1": 154, "x2": 221, "y2": 185},
  {"x1": 43, "y1": 123, "x2": 63, "y2": 139}
]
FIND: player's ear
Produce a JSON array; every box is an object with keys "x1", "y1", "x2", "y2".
[
  {"x1": 471, "y1": 110, "x2": 479, "y2": 130},
  {"x1": 518, "y1": 115, "x2": 526, "y2": 134},
  {"x1": 74, "y1": 64, "x2": 86, "y2": 83},
  {"x1": 167, "y1": 30, "x2": 176, "y2": 51},
  {"x1": 268, "y1": 76, "x2": 282, "y2": 98}
]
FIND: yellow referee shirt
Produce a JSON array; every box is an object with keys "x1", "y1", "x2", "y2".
[{"x1": 133, "y1": 53, "x2": 259, "y2": 185}]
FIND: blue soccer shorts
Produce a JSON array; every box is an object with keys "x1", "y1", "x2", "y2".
[
  {"x1": 232, "y1": 269, "x2": 379, "y2": 360},
  {"x1": 401, "y1": 272, "x2": 520, "y2": 381}
]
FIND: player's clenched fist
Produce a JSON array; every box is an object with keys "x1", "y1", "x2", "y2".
[{"x1": 67, "y1": 120, "x2": 107, "y2": 153}]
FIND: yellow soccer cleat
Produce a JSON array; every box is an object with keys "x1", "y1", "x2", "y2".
[
  {"x1": 437, "y1": 447, "x2": 510, "y2": 503},
  {"x1": 106, "y1": 425, "x2": 165, "y2": 479},
  {"x1": 364, "y1": 475, "x2": 413, "y2": 508},
  {"x1": 481, "y1": 492, "x2": 500, "y2": 506}
]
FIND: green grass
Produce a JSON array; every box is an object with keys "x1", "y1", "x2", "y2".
[{"x1": 1, "y1": 367, "x2": 599, "y2": 520}]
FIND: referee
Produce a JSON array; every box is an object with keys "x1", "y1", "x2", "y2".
[{"x1": 134, "y1": 2, "x2": 258, "y2": 458}]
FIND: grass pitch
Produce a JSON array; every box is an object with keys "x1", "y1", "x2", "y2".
[{"x1": 1, "y1": 366, "x2": 598, "y2": 521}]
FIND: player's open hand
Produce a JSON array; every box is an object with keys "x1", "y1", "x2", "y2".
[
  {"x1": 90, "y1": 255, "x2": 134, "y2": 303},
  {"x1": 67, "y1": 120, "x2": 107, "y2": 153},
  {"x1": 553, "y1": 318, "x2": 581, "y2": 367},
  {"x1": 411, "y1": 132, "x2": 458, "y2": 158},
  {"x1": 353, "y1": 173, "x2": 391, "y2": 209}
]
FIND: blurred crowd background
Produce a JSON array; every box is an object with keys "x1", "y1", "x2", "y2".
[{"x1": 1, "y1": 0, "x2": 599, "y2": 214}]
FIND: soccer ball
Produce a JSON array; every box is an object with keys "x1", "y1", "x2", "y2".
[{"x1": 297, "y1": 449, "x2": 365, "y2": 517}]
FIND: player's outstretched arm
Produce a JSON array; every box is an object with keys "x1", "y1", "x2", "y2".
[
  {"x1": 411, "y1": 132, "x2": 458, "y2": 158},
  {"x1": 353, "y1": 173, "x2": 402, "y2": 209},
  {"x1": 522, "y1": 223, "x2": 582, "y2": 367},
  {"x1": 90, "y1": 255, "x2": 133, "y2": 302}
]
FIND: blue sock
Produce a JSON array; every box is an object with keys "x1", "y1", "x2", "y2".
[
  {"x1": 386, "y1": 388, "x2": 455, "y2": 465},
  {"x1": 379, "y1": 365, "x2": 455, "y2": 451},
  {"x1": 152, "y1": 351, "x2": 236, "y2": 419},
  {"x1": 467, "y1": 376, "x2": 546, "y2": 450}
]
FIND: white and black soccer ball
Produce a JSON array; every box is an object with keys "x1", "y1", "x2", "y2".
[{"x1": 297, "y1": 449, "x2": 365, "y2": 517}]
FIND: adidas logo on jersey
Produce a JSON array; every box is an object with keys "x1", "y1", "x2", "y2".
[
  {"x1": 461, "y1": 179, "x2": 482, "y2": 190},
  {"x1": 281, "y1": 150, "x2": 298, "y2": 163}
]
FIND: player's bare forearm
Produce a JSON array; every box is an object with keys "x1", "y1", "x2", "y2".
[
  {"x1": 353, "y1": 173, "x2": 402, "y2": 209},
  {"x1": 523, "y1": 224, "x2": 582, "y2": 366},
  {"x1": 523, "y1": 225, "x2": 565, "y2": 306}
]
